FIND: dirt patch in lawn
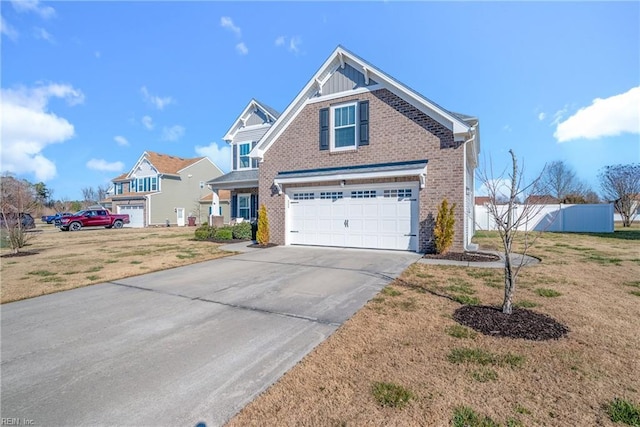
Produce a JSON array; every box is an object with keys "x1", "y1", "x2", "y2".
[
  {"x1": 228, "y1": 227, "x2": 640, "y2": 427},
  {"x1": 0, "y1": 225, "x2": 232, "y2": 303}
]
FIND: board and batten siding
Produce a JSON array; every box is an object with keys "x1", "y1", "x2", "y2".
[
  {"x1": 321, "y1": 63, "x2": 377, "y2": 95},
  {"x1": 245, "y1": 109, "x2": 271, "y2": 126}
]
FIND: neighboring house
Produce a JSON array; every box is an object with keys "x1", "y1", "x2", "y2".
[
  {"x1": 208, "y1": 46, "x2": 480, "y2": 253},
  {"x1": 207, "y1": 99, "x2": 280, "y2": 222},
  {"x1": 199, "y1": 190, "x2": 231, "y2": 224},
  {"x1": 106, "y1": 151, "x2": 223, "y2": 227}
]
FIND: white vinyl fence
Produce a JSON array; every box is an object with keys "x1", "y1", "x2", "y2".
[{"x1": 475, "y1": 203, "x2": 614, "y2": 233}]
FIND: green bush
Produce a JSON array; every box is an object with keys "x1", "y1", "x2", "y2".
[
  {"x1": 434, "y1": 198, "x2": 456, "y2": 254},
  {"x1": 257, "y1": 204, "x2": 270, "y2": 245},
  {"x1": 194, "y1": 224, "x2": 215, "y2": 240},
  {"x1": 214, "y1": 228, "x2": 233, "y2": 240},
  {"x1": 232, "y1": 222, "x2": 252, "y2": 239}
]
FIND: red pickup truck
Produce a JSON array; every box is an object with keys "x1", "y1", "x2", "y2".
[{"x1": 57, "y1": 208, "x2": 130, "y2": 231}]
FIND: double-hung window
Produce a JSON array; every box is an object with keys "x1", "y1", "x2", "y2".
[
  {"x1": 238, "y1": 194, "x2": 251, "y2": 220},
  {"x1": 238, "y1": 142, "x2": 251, "y2": 169},
  {"x1": 331, "y1": 102, "x2": 357, "y2": 150}
]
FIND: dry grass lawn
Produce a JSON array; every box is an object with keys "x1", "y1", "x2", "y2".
[
  {"x1": 0, "y1": 224, "x2": 230, "y2": 304},
  {"x1": 229, "y1": 227, "x2": 640, "y2": 426}
]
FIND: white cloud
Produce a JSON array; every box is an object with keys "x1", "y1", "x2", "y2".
[
  {"x1": 275, "y1": 35, "x2": 303, "y2": 54},
  {"x1": 86, "y1": 159, "x2": 125, "y2": 172},
  {"x1": 554, "y1": 86, "x2": 640, "y2": 143},
  {"x1": 538, "y1": 112, "x2": 546, "y2": 121},
  {"x1": 114, "y1": 136, "x2": 129, "y2": 146},
  {"x1": 140, "y1": 86, "x2": 173, "y2": 110},
  {"x1": 141, "y1": 115, "x2": 154, "y2": 130},
  {"x1": 1, "y1": 16, "x2": 19, "y2": 41},
  {"x1": 502, "y1": 124, "x2": 512, "y2": 132},
  {"x1": 289, "y1": 36, "x2": 302, "y2": 54},
  {"x1": 236, "y1": 42, "x2": 248, "y2": 55},
  {"x1": 220, "y1": 16, "x2": 241, "y2": 37},
  {"x1": 195, "y1": 142, "x2": 230, "y2": 173},
  {"x1": 33, "y1": 27, "x2": 53, "y2": 42},
  {"x1": 11, "y1": 0, "x2": 55, "y2": 19},
  {"x1": 161, "y1": 125, "x2": 185, "y2": 141},
  {"x1": 551, "y1": 105, "x2": 569, "y2": 126},
  {"x1": 94, "y1": 51, "x2": 101, "y2": 59},
  {"x1": 0, "y1": 83, "x2": 83, "y2": 181}
]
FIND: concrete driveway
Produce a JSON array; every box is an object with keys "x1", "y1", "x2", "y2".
[{"x1": 1, "y1": 246, "x2": 420, "y2": 426}]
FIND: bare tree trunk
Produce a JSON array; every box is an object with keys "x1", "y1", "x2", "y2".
[
  {"x1": 503, "y1": 250, "x2": 514, "y2": 314},
  {"x1": 502, "y1": 150, "x2": 519, "y2": 314}
]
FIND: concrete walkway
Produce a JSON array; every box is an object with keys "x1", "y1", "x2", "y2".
[{"x1": 417, "y1": 251, "x2": 540, "y2": 268}]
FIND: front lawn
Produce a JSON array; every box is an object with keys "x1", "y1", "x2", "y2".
[{"x1": 228, "y1": 228, "x2": 640, "y2": 426}]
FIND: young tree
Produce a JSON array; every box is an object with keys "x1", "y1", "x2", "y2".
[
  {"x1": 434, "y1": 199, "x2": 455, "y2": 254},
  {"x1": 599, "y1": 163, "x2": 640, "y2": 227},
  {"x1": 256, "y1": 204, "x2": 270, "y2": 245},
  {"x1": 0, "y1": 174, "x2": 38, "y2": 254},
  {"x1": 477, "y1": 150, "x2": 545, "y2": 314}
]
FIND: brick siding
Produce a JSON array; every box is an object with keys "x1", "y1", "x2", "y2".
[{"x1": 259, "y1": 88, "x2": 466, "y2": 252}]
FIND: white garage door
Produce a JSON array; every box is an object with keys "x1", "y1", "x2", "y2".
[
  {"x1": 287, "y1": 184, "x2": 418, "y2": 251},
  {"x1": 117, "y1": 205, "x2": 144, "y2": 228}
]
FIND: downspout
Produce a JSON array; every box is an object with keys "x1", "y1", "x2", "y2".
[{"x1": 462, "y1": 132, "x2": 476, "y2": 251}]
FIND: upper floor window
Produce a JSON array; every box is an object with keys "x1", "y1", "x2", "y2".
[
  {"x1": 133, "y1": 176, "x2": 158, "y2": 192},
  {"x1": 114, "y1": 183, "x2": 123, "y2": 195},
  {"x1": 319, "y1": 100, "x2": 369, "y2": 152},
  {"x1": 332, "y1": 103, "x2": 357, "y2": 150},
  {"x1": 238, "y1": 142, "x2": 251, "y2": 169}
]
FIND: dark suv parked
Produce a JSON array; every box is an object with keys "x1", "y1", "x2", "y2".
[{"x1": 0, "y1": 212, "x2": 36, "y2": 229}]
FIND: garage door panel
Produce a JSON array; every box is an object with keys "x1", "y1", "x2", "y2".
[
  {"x1": 288, "y1": 185, "x2": 417, "y2": 251},
  {"x1": 118, "y1": 205, "x2": 144, "y2": 228}
]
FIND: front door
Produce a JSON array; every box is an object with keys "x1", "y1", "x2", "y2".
[{"x1": 176, "y1": 208, "x2": 185, "y2": 226}]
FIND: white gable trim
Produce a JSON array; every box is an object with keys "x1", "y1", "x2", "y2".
[
  {"x1": 223, "y1": 99, "x2": 278, "y2": 142},
  {"x1": 126, "y1": 151, "x2": 156, "y2": 179},
  {"x1": 256, "y1": 46, "x2": 472, "y2": 158}
]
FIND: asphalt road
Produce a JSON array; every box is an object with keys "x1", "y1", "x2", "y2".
[{"x1": 1, "y1": 245, "x2": 420, "y2": 426}]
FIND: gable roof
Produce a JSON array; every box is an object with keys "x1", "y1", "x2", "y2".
[
  {"x1": 222, "y1": 99, "x2": 281, "y2": 142},
  {"x1": 114, "y1": 151, "x2": 215, "y2": 181},
  {"x1": 253, "y1": 45, "x2": 477, "y2": 159}
]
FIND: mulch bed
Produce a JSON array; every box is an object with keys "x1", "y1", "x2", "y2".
[
  {"x1": 453, "y1": 305, "x2": 569, "y2": 341},
  {"x1": 202, "y1": 238, "x2": 251, "y2": 244},
  {"x1": 247, "y1": 243, "x2": 278, "y2": 249},
  {"x1": 423, "y1": 251, "x2": 500, "y2": 262}
]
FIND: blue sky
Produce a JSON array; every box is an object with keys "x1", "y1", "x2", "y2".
[{"x1": 1, "y1": 1, "x2": 638, "y2": 200}]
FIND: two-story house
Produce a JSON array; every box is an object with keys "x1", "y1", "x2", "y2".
[
  {"x1": 108, "y1": 151, "x2": 223, "y2": 227},
  {"x1": 206, "y1": 99, "x2": 280, "y2": 222},
  {"x1": 209, "y1": 46, "x2": 480, "y2": 252}
]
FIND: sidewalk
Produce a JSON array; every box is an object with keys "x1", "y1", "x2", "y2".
[{"x1": 417, "y1": 251, "x2": 540, "y2": 269}]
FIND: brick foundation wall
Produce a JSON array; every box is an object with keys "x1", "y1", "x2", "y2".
[{"x1": 259, "y1": 88, "x2": 466, "y2": 252}]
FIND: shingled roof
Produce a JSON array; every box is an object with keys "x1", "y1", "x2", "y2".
[{"x1": 144, "y1": 151, "x2": 205, "y2": 175}]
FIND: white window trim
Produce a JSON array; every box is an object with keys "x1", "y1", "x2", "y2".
[
  {"x1": 237, "y1": 193, "x2": 251, "y2": 220},
  {"x1": 330, "y1": 101, "x2": 358, "y2": 152},
  {"x1": 236, "y1": 141, "x2": 253, "y2": 170}
]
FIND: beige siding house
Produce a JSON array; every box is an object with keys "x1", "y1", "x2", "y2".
[
  {"x1": 209, "y1": 46, "x2": 480, "y2": 253},
  {"x1": 108, "y1": 151, "x2": 223, "y2": 227}
]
